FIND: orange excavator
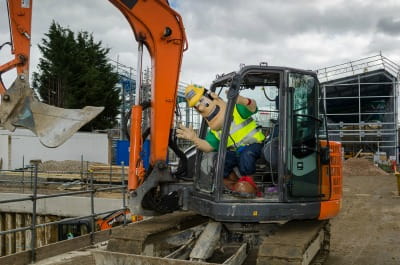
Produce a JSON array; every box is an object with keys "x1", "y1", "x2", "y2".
[{"x1": 3, "y1": 1, "x2": 342, "y2": 264}]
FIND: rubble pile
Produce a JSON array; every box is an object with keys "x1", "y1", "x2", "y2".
[{"x1": 343, "y1": 157, "x2": 388, "y2": 177}]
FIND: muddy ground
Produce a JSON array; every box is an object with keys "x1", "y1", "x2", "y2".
[{"x1": 29, "y1": 159, "x2": 400, "y2": 264}]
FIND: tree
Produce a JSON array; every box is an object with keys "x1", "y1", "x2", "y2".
[{"x1": 32, "y1": 21, "x2": 121, "y2": 131}]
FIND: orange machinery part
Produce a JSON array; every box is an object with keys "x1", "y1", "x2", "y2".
[
  {"x1": 318, "y1": 140, "x2": 343, "y2": 220},
  {"x1": 96, "y1": 210, "x2": 143, "y2": 231},
  {"x1": 109, "y1": 0, "x2": 187, "y2": 191},
  {"x1": 0, "y1": 0, "x2": 33, "y2": 94},
  {"x1": 128, "y1": 105, "x2": 145, "y2": 190}
]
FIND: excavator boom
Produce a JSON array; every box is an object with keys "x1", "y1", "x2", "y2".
[
  {"x1": 109, "y1": 0, "x2": 187, "y2": 190},
  {"x1": 0, "y1": 0, "x2": 32, "y2": 94}
]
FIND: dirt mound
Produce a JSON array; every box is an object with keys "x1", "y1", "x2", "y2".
[
  {"x1": 38, "y1": 160, "x2": 106, "y2": 172},
  {"x1": 343, "y1": 157, "x2": 388, "y2": 177}
]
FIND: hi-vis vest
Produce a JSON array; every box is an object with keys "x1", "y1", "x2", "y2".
[{"x1": 211, "y1": 106, "x2": 265, "y2": 149}]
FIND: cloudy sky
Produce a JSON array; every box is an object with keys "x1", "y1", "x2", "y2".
[{"x1": 1, "y1": 0, "x2": 400, "y2": 88}]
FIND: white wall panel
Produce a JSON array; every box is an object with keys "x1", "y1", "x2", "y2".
[{"x1": 0, "y1": 129, "x2": 108, "y2": 169}]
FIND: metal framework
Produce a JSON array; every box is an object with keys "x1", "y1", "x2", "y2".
[
  {"x1": 0, "y1": 161, "x2": 128, "y2": 263},
  {"x1": 317, "y1": 53, "x2": 400, "y2": 162}
]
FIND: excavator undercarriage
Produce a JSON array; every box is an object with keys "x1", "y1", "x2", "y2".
[{"x1": 93, "y1": 211, "x2": 330, "y2": 265}]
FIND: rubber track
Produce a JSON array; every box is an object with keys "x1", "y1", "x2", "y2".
[
  {"x1": 257, "y1": 220, "x2": 330, "y2": 265},
  {"x1": 310, "y1": 221, "x2": 330, "y2": 265}
]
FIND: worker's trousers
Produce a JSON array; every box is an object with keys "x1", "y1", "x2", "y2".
[{"x1": 223, "y1": 142, "x2": 263, "y2": 178}]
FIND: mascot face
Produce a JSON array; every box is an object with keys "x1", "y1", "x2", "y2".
[{"x1": 195, "y1": 93, "x2": 226, "y2": 131}]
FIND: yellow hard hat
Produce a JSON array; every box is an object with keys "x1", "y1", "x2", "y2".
[{"x1": 184, "y1": 84, "x2": 205, "y2": 107}]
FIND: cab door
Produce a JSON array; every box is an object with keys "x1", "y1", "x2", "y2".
[{"x1": 286, "y1": 72, "x2": 321, "y2": 200}]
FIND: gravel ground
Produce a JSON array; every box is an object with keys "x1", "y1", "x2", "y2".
[{"x1": 326, "y1": 159, "x2": 400, "y2": 265}]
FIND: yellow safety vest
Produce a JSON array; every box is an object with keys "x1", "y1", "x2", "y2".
[{"x1": 211, "y1": 106, "x2": 265, "y2": 149}]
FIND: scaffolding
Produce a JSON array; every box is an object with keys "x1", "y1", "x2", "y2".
[{"x1": 317, "y1": 53, "x2": 400, "y2": 162}]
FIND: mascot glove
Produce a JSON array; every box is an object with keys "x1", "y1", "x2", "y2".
[{"x1": 176, "y1": 124, "x2": 198, "y2": 142}]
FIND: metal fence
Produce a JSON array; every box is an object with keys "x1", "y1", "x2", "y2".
[
  {"x1": 0, "y1": 160, "x2": 128, "y2": 263},
  {"x1": 316, "y1": 53, "x2": 400, "y2": 83}
]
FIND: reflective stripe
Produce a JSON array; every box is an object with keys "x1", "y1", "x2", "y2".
[
  {"x1": 211, "y1": 105, "x2": 265, "y2": 150},
  {"x1": 229, "y1": 117, "x2": 254, "y2": 135}
]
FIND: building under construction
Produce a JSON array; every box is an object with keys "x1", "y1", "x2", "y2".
[{"x1": 317, "y1": 54, "x2": 400, "y2": 162}]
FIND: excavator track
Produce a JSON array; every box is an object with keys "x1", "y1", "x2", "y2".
[
  {"x1": 257, "y1": 220, "x2": 330, "y2": 265},
  {"x1": 95, "y1": 211, "x2": 330, "y2": 265}
]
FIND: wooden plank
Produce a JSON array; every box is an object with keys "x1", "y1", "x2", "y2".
[
  {"x1": 5, "y1": 212, "x2": 15, "y2": 255},
  {"x1": 0, "y1": 213, "x2": 5, "y2": 256},
  {"x1": 89, "y1": 165, "x2": 126, "y2": 171},
  {"x1": 15, "y1": 213, "x2": 24, "y2": 253},
  {"x1": 24, "y1": 214, "x2": 32, "y2": 251},
  {"x1": 93, "y1": 250, "x2": 221, "y2": 265},
  {"x1": 45, "y1": 216, "x2": 59, "y2": 245},
  {"x1": 36, "y1": 215, "x2": 45, "y2": 248},
  {"x1": 0, "y1": 229, "x2": 111, "y2": 265},
  {"x1": 354, "y1": 149, "x2": 363, "y2": 158}
]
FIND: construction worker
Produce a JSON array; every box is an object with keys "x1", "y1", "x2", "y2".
[{"x1": 177, "y1": 85, "x2": 265, "y2": 197}]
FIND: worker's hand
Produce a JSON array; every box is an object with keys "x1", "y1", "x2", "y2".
[
  {"x1": 176, "y1": 123, "x2": 215, "y2": 152},
  {"x1": 237, "y1": 95, "x2": 257, "y2": 112},
  {"x1": 176, "y1": 124, "x2": 197, "y2": 141}
]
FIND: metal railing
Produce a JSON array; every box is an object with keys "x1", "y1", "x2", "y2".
[
  {"x1": 316, "y1": 53, "x2": 400, "y2": 83},
  {"x1": 0, "y1": 161, "x2": 128, "y2": 263}
]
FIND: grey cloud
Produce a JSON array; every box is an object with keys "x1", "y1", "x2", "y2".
[
  {"x1": 178, "y1": 0, "x2": 398, "y2": 43},
  {"x1": 377, "y1": 17, "x2": 400, "y2": 36},
  {"x1": 367, "y1": 34, "x2": 400, "y2": 54}
]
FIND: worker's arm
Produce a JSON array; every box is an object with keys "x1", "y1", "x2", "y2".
[
  {"x1": 236, "y1": 95, "x2": 257, "y2": 112},
  {"x1": 221, "y1": 91, "x2": 257, "y2": 113},
  {"x1": 176, "y1": 124, "x2": 214, "y2": 152}
]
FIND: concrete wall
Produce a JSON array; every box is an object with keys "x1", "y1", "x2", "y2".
[{"x1": 0, "y1": 129, "x2": 109, "y2": 170}]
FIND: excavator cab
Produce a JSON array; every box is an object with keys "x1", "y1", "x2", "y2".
[{"x1": 188, "y1": 64, "x2": 341, "y2": 223}]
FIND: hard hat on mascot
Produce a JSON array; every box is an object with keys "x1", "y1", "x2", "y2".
[{"x1": 184, "y1": 85, "x2": 227, "y2": 131}]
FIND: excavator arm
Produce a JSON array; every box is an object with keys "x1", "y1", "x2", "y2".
[
  {"x1": 0, "y1": 0, "x2": 32, "y2": 94},
  {"x1": 1, "y1": 0, "x2": 187, "y2": 194},
  {"x1": 109, "y1": 0, "x2": 187, "y2": 191}
]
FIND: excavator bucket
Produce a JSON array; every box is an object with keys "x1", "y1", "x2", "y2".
[{"x1": 0, "y1": 74, "x2": 104, "y2": 148}]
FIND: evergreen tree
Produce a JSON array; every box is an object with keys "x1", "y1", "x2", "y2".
[{"x1": 32, "y1": 21, "x2": 121, "y2": 131}]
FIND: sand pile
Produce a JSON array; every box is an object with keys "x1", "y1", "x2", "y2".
[{"x1": 343, "y1": 157, "x2": 389, "y2": 177}]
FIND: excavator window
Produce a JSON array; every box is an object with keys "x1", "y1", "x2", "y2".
[
  {"x1": 287, "y1": 72, "x2": 321, "y2": 199},
  {"x1": 193, "y1": 70, "x2": 282, "y2": 198}
]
